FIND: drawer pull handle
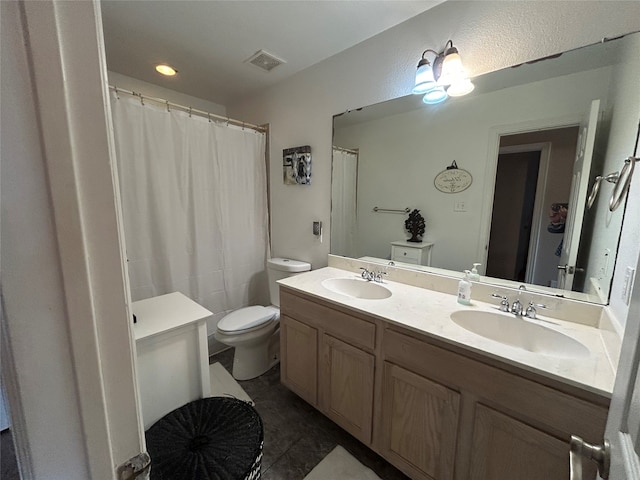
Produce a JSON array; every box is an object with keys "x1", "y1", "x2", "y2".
[{"x1": 569, "y1": 435, "x2": 609, "y2": 480}]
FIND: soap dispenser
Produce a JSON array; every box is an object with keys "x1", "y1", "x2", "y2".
[
  {"x1": 469, "y1": 263, "x2": 481, "y2": 282},
  {"x1": 457, "y1": 270, "x2": 472, "y2": 305}
]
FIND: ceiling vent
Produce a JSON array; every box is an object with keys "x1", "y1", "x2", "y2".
[{"x1": 245, "y1": 50, "x2": 286, "y2": 72}]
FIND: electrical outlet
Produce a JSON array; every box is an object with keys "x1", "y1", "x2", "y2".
[
  {"x1": 621, "y1": 266, "x2": 636, "y2": 306},
  {"x1": 454, "y1": 200, "x2": 467, "y2": 212}
]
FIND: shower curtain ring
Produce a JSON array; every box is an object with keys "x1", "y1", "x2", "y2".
[
  {"x1": 139, "y1": 94, "x2": 144, "y2": 106},
  {"x1": 188, "y1": 107, "x2": 192, "y2": 117},
  {"x1": 208, "y1": 113, "x2": 211, "y2": 123},
  {"x1": 114, "y1": 86, "x2": 120, "y2": 99},
  {"x1": 166, "y1": 100, "x2": 170, "y2": 112},
  {"x1": 226, "y1": 117, "x2": 230, "y2": 126}
]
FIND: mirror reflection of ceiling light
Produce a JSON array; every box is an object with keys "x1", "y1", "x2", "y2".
[
  {"x1": 155, "y1": 64, "x2": 177, "y2": 76},
  {"x1": 412, "y1": 40, "x2": 474, "y2": 104}
]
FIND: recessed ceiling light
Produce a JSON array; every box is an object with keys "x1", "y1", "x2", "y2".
[{"x1": 155, "y1": 64, "x2": 177, "y2": 76}]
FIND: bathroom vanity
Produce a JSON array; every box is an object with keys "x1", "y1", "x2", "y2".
[{"x1": 279, "y1": 262, "x2": 615, "y2": 480}]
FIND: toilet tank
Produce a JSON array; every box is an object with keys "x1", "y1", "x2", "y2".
[{"x1": 267, "y1": 258, "x2": 311, "y2": 307}]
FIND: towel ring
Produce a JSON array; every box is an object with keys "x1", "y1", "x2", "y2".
[
  {"x1": 609, "y1": 156, "x2": 638, "y2": 212},
  {"x1": 587, "y1": 172, "x2": 619, "y2": 210}
]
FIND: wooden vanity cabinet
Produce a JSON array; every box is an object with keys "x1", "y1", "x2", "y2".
[
  {"x1": 279, "y1": 287, "x2": 609, "y2": 480},
  {"x1": 468, "y1": 405, "x2": 570, "y2": 480},
  {"x1": 380, "y1": 362, "x2": 459, "y2": 480},
  {"x1": 320, "y1": 334, "x2": 375, "y2": 444},
  {"x1": 280, "y1": 289, "x2": 377, "y2": 445},
  {"x1": 280, "y1": 315, "x2": 318, "y2": 406},
  {"x1": 383, "y1": 326, "x2": 607, "y2": 480}
]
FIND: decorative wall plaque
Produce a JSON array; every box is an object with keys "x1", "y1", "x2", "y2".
[
  {"x1": 434, "y1": 160, "x2": 472, "y2": 193},
  {"x1": 283, "y1": 145, "x2": 311, "y2": 185}
]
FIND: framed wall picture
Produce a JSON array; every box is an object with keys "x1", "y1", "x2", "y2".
[{"x1": 283, "y1": 146, "x2": 312, "y2": 185}]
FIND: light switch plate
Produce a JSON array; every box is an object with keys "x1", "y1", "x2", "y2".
[{"x1": 454, "y1": 200, "x2": 467, "y2": 212}]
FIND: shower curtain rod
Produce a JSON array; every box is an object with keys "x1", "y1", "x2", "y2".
[
  {"x1": 108, "y1": 85, "x2": 267, "y2": 133},
  {"x1": 333, "y1": 145, "x2": 359, "y2": 155}
]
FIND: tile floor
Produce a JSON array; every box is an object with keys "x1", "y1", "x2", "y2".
[
  {"x1": 0, "y1": 350, "x2": 408, "y2": 480},
  {"x1": 211, "y1": 349, "x2": 408, "y2": 480}
]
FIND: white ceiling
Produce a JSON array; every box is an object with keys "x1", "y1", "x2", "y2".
[{"x1": 101, "y1": 1, "x2": 442, "y2": 106}]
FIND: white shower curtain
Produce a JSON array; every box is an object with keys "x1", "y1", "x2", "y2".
[
  {"x1": 110, "y1": 92, "x2": 269, "y2": 337},
  {"x1": 331, "y1": 147, "x2": 358, "y2": 257}
]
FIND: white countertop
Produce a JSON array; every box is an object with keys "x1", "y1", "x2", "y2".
[
  {"x1": 278, "y1": 267, "x2": 615, "y2": 398},
  {"x1": 132, "y1": 292, "x2": 212, "y2": 341}
]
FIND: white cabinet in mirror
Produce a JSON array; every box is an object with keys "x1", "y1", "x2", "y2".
[{"x1": 331, "y1": 31, "x2": 640, "y2": 305}]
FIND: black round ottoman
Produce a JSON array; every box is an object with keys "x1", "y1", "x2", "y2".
[{"x1": 145, "y1": 397, "x2": 263, "y2": 480}]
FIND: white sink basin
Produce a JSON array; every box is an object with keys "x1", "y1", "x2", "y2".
[
  {"x1": 321, "y1": 278, "x2": 392, "y2": 300},
  {"x1": 450, "y1": 310, "x2": 589, "y2": 358}
]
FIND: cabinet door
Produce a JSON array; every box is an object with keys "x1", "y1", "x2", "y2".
[
  {"x1": 380, "y1": 362, "x2": 459, "y2": 480},
  {"x1": 320, "y1": 334, "x2": 375, "y2": 445},
  {"x1": 468, "y1": 404, "x2": 571, "y2": 480},
  {"x1": 280, "y1": 315, "x2": 318, "y2": 406}
]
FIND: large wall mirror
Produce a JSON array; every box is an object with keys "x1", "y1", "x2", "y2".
[{"x1": 331, "y1": 31, "x2": 640, "y2": 304}]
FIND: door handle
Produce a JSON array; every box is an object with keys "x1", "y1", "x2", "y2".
[
  {"x1": 569, "y1": 435, "x2": 610, "y2": 480},
  {"x1": 557, "y1": 264, "x2": 575, "y2": 274}
]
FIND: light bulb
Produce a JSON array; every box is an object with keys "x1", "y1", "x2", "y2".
[
  {"x1": 447, "y1": 78, "x2": 475, "y2": 97},
  {"x1": 422, "y1": 87, "x2": 448, "y2": 104},
  {"x1": 413, "y1": 63, "x2": 437, "y2": 95},
  {"x1": 437, "y1": 51, "x2": 466, "y2": 86},
  {"x1": 155, "y1": 64, "x2": 177, "y2": 76}
]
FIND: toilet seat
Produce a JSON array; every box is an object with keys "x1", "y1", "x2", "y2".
[{"x1": 217, "y1": 306, "x2": 277, "y2": 334}]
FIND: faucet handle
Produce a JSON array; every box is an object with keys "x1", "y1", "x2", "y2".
[
  {"x1": 375, "y1": 271, "x2": 388, "y2": 283},
  {"x1": 525, "y1": 302, "x2": 547, "y2": 319},
  {"x1": 491, "y1": 293, "x2": 510, "y2": 312},
  {"x1": 360, "y1": 267, "x2": 373, "y2": 281}
]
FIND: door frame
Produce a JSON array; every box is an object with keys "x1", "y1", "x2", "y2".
[
  {"x1": 493, "y1": 143, "x2": 551, "y2": 284},
  {"x1": 2, "y1": 1, "x2": 145, "y2": 478},
  {"x1": 478, "y1": 115, "x2": 583, "y2": 274}
]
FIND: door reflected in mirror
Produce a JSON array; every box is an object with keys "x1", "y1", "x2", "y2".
[{"x1": 331, "y1": 31, "x2": 640, "y2": 304}]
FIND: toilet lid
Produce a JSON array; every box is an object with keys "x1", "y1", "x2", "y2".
[{"x1": 217, "y1": 306, "x2": 276, "y2": 334}]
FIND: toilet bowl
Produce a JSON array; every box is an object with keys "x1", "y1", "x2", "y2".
[
  {"x1": 215, "y1": 258, "x2": 311, "y2": 380},
  {"x1": 215, "y1": 305, "x2": 281, "y2": 381}
]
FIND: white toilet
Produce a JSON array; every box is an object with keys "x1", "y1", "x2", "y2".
[{"x1": 215, "y1": 257, "x2": 311, "y2": 380}]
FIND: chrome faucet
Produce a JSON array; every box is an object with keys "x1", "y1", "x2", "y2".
[
  {"x1": 509, "y1": 284, "x2": 529, "y2": 316},
  {"x1": 360, "y1": 267, "x2": 387, "y2": 283},
  {"x1": 360, "y1": 267, "x2": 375, "y2": 281},
  {"x1": 511, "y1": 298, "x2": 524, "y2": 316},
  {"x1": 492, "y1": 293, "x2": 543, "y2": 318},
  {"x1": 375, "y1": 271, "x2": 388, "y2": 283},
  {"x1": 491, "y1": 294, "x2": 510, "y2": 312},
  {"x1": 525, "y1": 301, "x2": 547, "y2": 319}
]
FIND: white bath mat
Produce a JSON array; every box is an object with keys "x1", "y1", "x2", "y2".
[
  {"x1": 303, "y1": 445, "x2": 382, "y2": 480},
  {"x1": 208, "y1": 362, "x2": 253, "y2": 404}
]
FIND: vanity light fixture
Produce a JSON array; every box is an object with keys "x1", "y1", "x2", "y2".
[
  {"x1": 412, "y1": 40, "x2": 474, "y2": 103},
  {"x1": 155, "y1": 64, "x2": 177, "y2": 76}
]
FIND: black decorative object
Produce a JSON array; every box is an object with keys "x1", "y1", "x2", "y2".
[
  {"x1": 405, "y1": 209, "x2": 426, "y2": 243},
  {"x1": 145, "y1": 397, "x2": 263, "y2": 480}
]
